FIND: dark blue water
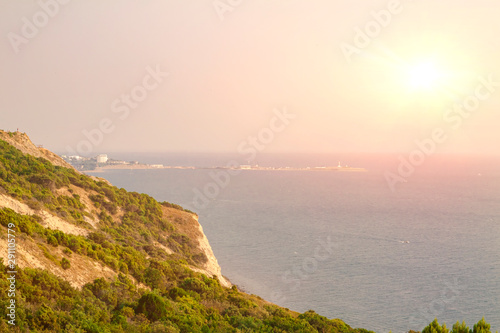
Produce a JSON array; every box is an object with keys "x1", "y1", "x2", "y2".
[{"x1": 87, "y1": 153, "x2": 500, "y2": 333}]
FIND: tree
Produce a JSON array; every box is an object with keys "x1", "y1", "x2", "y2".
[
  {"x1": 472, "y1": 317, "x2": 491, "y2": 333},
  {"x1": 423, "y1": 319, "x2": 450, "y2": 333},
  {"x1": 452, "y1": 321, "x2": 470, "y2": 333}
]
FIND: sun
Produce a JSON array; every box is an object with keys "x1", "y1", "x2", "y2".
[
  {"x1": 367, "y1": 41, "x2": 479, "y2": 107},
  {"x1": 407, "y1": 61, "x2": 444, "y2": 90}
]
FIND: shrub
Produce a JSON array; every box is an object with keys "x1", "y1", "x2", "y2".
[
  {"x1": 32, "y1": 304, "x2": 60, "y2": 331},
  {"x1": 136, "y1": 292, "x2": 169, "y2": 322},
  {"x1": 61, "y1": 258, "x2": 71, "y2": 270},
  {"x1": 47, "y1": 235, "x2": 59, "y2": 247},
  {"x1": 27, "y1": 199, "x2": 43, "y2": 211}
]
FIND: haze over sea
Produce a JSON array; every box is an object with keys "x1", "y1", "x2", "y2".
[{"x1": 87, "y1": 153, "x2": 500, "y2": 333}]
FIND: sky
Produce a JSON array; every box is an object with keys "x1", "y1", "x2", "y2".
[{"x1": 1, "y1": 0, "x2": 500, "y2": 156}]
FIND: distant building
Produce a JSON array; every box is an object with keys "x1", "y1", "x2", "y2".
[
  {"x1": 97, "y1": 154, "x2": 108, "y2": 163},
  {"x1": 240, "y1": 165, "x2": 251, "y2": 170},
  {"x1": 109, "y1": 160, "x2": 127, "y2": 165}
]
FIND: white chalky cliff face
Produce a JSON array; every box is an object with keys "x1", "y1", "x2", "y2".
[{"x1": 190, "y1": 215, "x2": 231, "y2": 288}]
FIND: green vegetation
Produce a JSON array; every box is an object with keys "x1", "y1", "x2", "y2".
[
  {"x1": 0, "y1": 138, "x2": 376, "y2": 332},
  {"x1": 0, "y1": 138, "x2": 205, "y2": 269},
  {"x1": 61, "y1": 257, "x2": 71, "y2": 270},
  {"x1": 0, "y1": 137, "x2": 496, "y2": 332},
  {"x1": 421, "y1": 318, "x2": 497, "y2": 333},
  {"x1": 0, "y1": 257, "x2": 377, "y2": 332},
  {"x1": 0, "y1": 139, "x2": 91, "y2": 226}
]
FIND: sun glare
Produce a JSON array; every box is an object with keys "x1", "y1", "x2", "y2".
[{"x1": 407, "y1": 61, "x2": 444, "y2": 90}]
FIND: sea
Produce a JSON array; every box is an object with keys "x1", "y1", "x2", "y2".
[{"x1": 86, "y1": 153, "x2": 500, "y2": 333}]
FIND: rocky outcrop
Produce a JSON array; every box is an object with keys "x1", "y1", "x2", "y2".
[
  {"x1": 191, "y1": 215, "x2": 231, "y2": 288},
  {"x1": 0, "y1": 130, "x2": 74, "y2": 169},
  {"x1": 161, "y1": 207, "x2": 231, "y2": 288}
]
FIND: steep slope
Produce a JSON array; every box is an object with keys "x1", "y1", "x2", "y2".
[
  {"x1": 0, "y1": 131, "x2": 375, "y2": 332},
  {"x1": 0, "y1": 130, "x2": 73, "y2": 169},
  {"x1": 162, "y1": 206, "x2": 230, "y2": 288},
  {"x1": 0, "y1": 130, "x2": 229, "y2": 288}
]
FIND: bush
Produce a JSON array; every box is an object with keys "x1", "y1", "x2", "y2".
[
  {"x1": 27, "y1": 199, "x2": 43, "y2": 211},
  {"x1": 136, "y1": 292, "x2": 169, "y2": 322},
  {"x1": 61, "y1": 258, "x2": 71, "y2": 270},
  {"x1": 47, "y1": 235, "x2": 59, "y2": 247},
  {"x1": 32, "y1": 304, "x2": 60, "y2": 331}
]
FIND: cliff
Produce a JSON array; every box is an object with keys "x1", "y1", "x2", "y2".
[
  {"x1": 0, "y1": 130, "x2": 230, "y2": 289},
  {"x1": 0, "y1": 130, "x2": 372, "y2": 332}
]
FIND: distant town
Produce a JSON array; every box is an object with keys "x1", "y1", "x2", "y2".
[
  {"x1": 61, "y1": 154, "x2": 366, "y2": 172},
  {"x1": 61, "y1": 154, "x2": 163, "y2": 171}
]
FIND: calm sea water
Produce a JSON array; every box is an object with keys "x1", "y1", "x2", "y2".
[{"x1": 87, "y1": 153, "x2": 500, "y2": 333}]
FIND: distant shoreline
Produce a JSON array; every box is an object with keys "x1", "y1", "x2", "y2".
[{"x1": 85, "y1": 164, "x2": 367, "y2": 173}]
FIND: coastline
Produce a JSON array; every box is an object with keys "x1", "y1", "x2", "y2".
[{"x1": 85, "y1": 164, "x2": 367, "y2": 173}]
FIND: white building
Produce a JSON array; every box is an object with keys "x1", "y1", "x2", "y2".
[{"x1": 97, "y1": 154, "x2": 108, "y2": 163}]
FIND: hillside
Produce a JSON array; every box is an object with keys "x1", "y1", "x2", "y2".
[
  {"x1": 0, "y1": 130, "x2": 73, "y2": 170},
  {"x1": 0, "y1": 130, "x2": 229, "y2": 290},
  {"x1": 0, "y1": 130, "x2": 376, "y2": 332}
]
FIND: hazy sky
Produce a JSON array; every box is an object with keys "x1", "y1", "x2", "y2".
[{"x1": 1, "y1": 0, "x2": 500, "y2": 155}]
